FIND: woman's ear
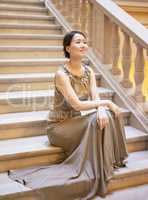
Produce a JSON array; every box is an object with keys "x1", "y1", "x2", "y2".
[{"x1": 66, "y1": 46, "x2": 70, "y2": 53}]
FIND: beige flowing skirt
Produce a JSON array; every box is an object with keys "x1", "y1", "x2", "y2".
[{"x1": 9, "y1": 110, "x2": 128, "y2": 200}]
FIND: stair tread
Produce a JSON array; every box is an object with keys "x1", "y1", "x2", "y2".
[
  {"x1": 0, "y1": 107, "x2": 130, "y2": 126},
  {"x1": 0, "y1": 135, "x2": 63, "y2": 159},
  {"x1": 125, "y1": 126, "x2": 148, "y2": 142},
  {"x1": 0, "y1": 173, "x2": 29, "y2": 195},
  {"x1": 0, "y1": 13, "x2": 53, "y2": 20},
  {"x1": 0, "y1": 72, "x2": 55, "y2": 82},
  {"x1": 0, "y1": 33, "x2": 64, "y2": 39},
  {"x1": 0, "y1": 87, "x2": 114, "y2": 100},
  {"x1": 0, "y1": 72, "x2": 101, "y2": 82},
  {"x1": 0, "y1": 125, "x2": 146, "y2": 159},
  {"x1": 0, "y1": 0, "x2": 44, "y2": 5},
  {"x1": 114, "y1": 151, "x2": 148, "y2": 178},
  {"x1": 115, "y1": 1, "x2": 148, "y2": 7},
  {"x1": 0, "y1": 45, "x2": 63, "y2": 51},
  {"x1": 0, "y1": 3, "x2": 46, "y2": 9},
  {"x1": 0, "y1": 150, "x2": 148, "y2": 196},
  {"x1": 0, "y1": 23, "x2": 61, "y2": 29},
  {"x1": 0, "y1": 58, "x2": 67, "y2": 66}
]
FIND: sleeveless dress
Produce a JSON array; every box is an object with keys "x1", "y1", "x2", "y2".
[{"x1": 8, "y1": 65, "x2": 128, "y2": 200}]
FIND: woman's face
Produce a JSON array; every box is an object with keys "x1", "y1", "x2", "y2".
[{"x1": 66, "y1": 33, "x2": 88, "y2": 59}]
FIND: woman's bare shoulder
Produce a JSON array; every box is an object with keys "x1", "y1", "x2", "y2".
[{"x1": 55, "y1": 68, "x2": 69, "y2": 82}]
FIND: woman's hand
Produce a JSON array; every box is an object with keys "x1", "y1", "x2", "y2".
[
  {"x1": 97, "y1": 106, "x2": 109, "y2": 130},
  {"x1": 109, "y1": 102, "x2": 122, "y2": 118}
]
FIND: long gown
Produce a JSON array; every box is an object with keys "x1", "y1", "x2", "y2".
[{"x1": 8, "y1": 65, "x2": 128, "y2": 200}]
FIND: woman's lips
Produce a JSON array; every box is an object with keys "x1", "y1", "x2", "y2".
[{"x1": 80, "y1": 49, "x2": 86, "y2": 52}]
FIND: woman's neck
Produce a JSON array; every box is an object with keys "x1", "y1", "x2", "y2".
[{"x1": 67, "y1": 58, "x2": 83, "y2": 72}]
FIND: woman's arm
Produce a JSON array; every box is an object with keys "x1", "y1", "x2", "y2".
[
  {"x1": 55, "y1": 70, "x2": 110, "y2": 111},
  {"x1": 89, "y1": 67, "x2": 100, "y2": 101}
]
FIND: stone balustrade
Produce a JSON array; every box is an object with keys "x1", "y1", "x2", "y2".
[{"x1": 51, "y1": 0, "x2": 148, "y2": 114}]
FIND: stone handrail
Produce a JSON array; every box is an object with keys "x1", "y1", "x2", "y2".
[{"x1": 50, "y1": 0, "x2": 148, "y2": 114}]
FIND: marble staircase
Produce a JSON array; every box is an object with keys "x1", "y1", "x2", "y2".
[{"x1": 0, "y1": 0, "x2": 148, "y2": 199}]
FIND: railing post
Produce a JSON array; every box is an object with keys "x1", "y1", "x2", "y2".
[
  {"x1": 80, "y1": 0, "x2": 88, "y2": 33},
  {"x1": 53, "y1": 0, "x2": 61, "y2": 9},
  {"x1": 121, "y1": 32, "x2": 133, "y2": 88},
  {"x1": 134, "y1": 43, "x2": 145, "y2": 102},
  {"x1": 60, "y1": 0, "x2": 67, "y2": 16},
  {"x1": 87, "y1": 1, "x2": 93, "y2": 46},
  {"x1": 72, "y1": 0, "x2": 81, "y2": 30},
  {"x1": 103, "y1": 16, "x2": 112, "y2": 64},
  {"x1": 111, "y1": 24, "x2": 121, "y2": 75}
]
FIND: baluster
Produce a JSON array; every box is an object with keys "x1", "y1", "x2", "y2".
[
  {"x1": 103, "y1": 16, "x2": 112, "y2": 64},
  {"x1": 54, "y1": 0, "x2": 61, "y2": 9},
  {"x1": 80, "y1": 0, "x2": 87, "y2": 33},
  {"x1": 72, "y1": 0, "x2": 81, "y2": 30},
  {"x1": 64, "y1": 0, "x2": 73, "y2": 23},
  {"x1": 87, "y1": 1, "x2": 93, "y2": 46},
  {"x1": 134, "y1": 43, "x2": 145, "y2": 102},
  {"x1": 120, "y1": 32, "x2": 133, "y2": 88},
  {"x1": 111, "y1": 24, "x2": 121, "y2": 75},
  {"x1": 60, "y1": 0, "x2": 67, "y2": 16},
  {"x1": 51, "y1": 0, "x2": 58, "y2": 5}
]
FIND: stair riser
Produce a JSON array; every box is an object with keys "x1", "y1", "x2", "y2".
[
  {"x1": 0, "y1": 153, "x2": 65, "y2": 172},
  {"x1": 0, "y1": 19, "x2": 54, "y2": 24},
  {"x1": 129, "y1": 13, "x2": 148, "y2": 26},
  {"x1": 0, "y1": 82, "x2": 54, "y2": 92},
  {"x1": 0, "y1": 65, "x2": 60, "y2": 74},
  {"x1": 0, "y1": 0, "x2": 44, "y2": 5},
  {"x1": 0, "y1": 2, "x2": 44, "y2": 8},
  {"x1": 108, "y1": 171, "x2": 148, "y2": 193},
  {"x1": 127, "y1": 141, "x2": 148, "y2": 153},
  {"x1": 0, "y1": 115, "x2": 129, "y2": 140},
  {"x1": 122, "y1": 7, "x2": 148, "y2": 13},
  {"x1": 0, "y1": 93, "x2": 113, "y2": 114},
  {"x1": 0, "y1": 7, "x2": 48, "y2": 14},
  {"x1": 0, "y1": 75, "x2": 100, "y2": 92},
  {"x1": 0, "y1": 39, "x2": 63, "y2": 46},
  {"x1": 0, "y1": 10, "x2": 49, "y2": 16},
  {"x1": 0, "y1": 124, "x2": 46, "y2": 140},
  {"x1": 0, "y1": 140, "x2": 145, "y2": 173},
  {"x1": 0, "y1": 29, "x2": 62, "y2": 34},
  {"x1": 0, "y1": 51, "x2": 64, "y2": 59}
]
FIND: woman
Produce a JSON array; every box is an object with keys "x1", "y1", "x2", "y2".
[{"x1": 9, "y1": 31, "x2": 128, "y2": 200}]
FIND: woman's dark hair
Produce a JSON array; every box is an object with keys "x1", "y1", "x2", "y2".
[{"x1": 63, "y1": 31, "x2": 86, "y2": 58}]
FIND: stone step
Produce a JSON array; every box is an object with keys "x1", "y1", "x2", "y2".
[
  {"x1": 0, "y1": 135, "x2": 64, "y2": 172},
  {"x1": 0, "y1": 72, "x2": 101, "y2": 92},
  {"x1": 0, "y1": 126, "x2": 147, "y2": 172},
  {"x1": 0, "y1": 0, "x2": 44, "y2": 6},
  {"x1": 0, "y1": 13, "x2": 55, "y2": 24},
  {"x1": 0, "y1": 46, "x2": 64, "y2": 59},
  {"x1": 0, "y1": 13, "x2": 52, "y2": 21},
  {"x1": 115, "y1": 1, "x2": 148, "y2": 13},
  {"x1": 0, "y1": 58, "x2": 67, "y2": 73},
  {"x1": 0, "y1": 109, "x2": 130, "y2": 140},
  {"x1": 125, "y1": 126, "x2": 148, "y2": 152},
  {"x1": 0, "y1": 34, "x2": 63, "y2": 46},
  {"x1": 0, "y1": 10, "x2": 49, "y2": 17},
  {"x1": 0, "y1": 4, "x2": 48, "y2": 15},
  {"x1": 0, "y1": 151, "x2": 148, "y2": 200},
  {"x1": 0, "y1": 72, "x2": 55, "y2": 91},
  {"x1": 0, "y1": 173, "x2": 30, "y2": 199},
  {"x1": 0, "y1": 87, "x2": 115, "y2": 114},
  {"x1": 108, "y1": 150, "x2": 148, "y2": 192},
  {"x1": 0, "y1": 23, "x2": 62, "y2": 34}
]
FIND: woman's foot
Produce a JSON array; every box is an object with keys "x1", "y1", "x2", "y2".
[
  {"x1": 113, "y1": 160, "x2": 127, "y2": 169},
  {"x1": 118, "y1": 160, "x2": 127, "y2": 167}
]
